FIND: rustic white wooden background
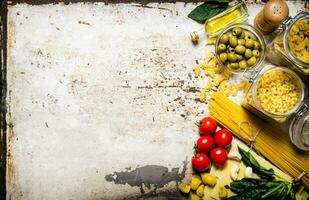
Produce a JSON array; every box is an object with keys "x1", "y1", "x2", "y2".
[{"x1": 6, "y1": 2, "x2": 307, "y2": 200}]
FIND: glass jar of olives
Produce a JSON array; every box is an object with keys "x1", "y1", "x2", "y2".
[
  {"x1": 215, "y1": 23, "x2": 266, "y2": 74},
  {"x1": 266, "y1": 12, "x2": 309, "y2": 75}
]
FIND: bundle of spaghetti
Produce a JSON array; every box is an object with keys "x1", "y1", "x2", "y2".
[{"x1": 209, "y1": 92, "x2": 309, "y2": 188}]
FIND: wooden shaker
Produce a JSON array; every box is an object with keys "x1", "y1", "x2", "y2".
[{"x1": 254, "y1": 0, "x2": 289, "y2": 34}]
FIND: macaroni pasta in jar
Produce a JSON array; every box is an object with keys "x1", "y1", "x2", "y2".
[
  {"x1": 242, "y1": 64, "x2": 309, "y2": 151},
  {"x1": 266, "y1": 12, "x2": 309, "y2": 75},
  {"x1": 242, "y1": 64, "x2": 305, "y2": 123}
]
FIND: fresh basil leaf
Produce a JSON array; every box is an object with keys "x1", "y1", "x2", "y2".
[
  {"x1": 188, "y1": 0, "x2": 229, "y2": 23},
  {"x1": 227, "y1": 178, "x2": 280, "y2": 194},
  {"x1": 227, "y1": 188, "x2": 267, "y2": 200},
  {"x1": 227, "y1": 178, "x2": 296, "y2": 200},
  {"x1": 238, "y1": 147, "x2": 275, "y2": 179},
  {"x1": 262, "y1": 183, "x2": 285, "y2": 199}
]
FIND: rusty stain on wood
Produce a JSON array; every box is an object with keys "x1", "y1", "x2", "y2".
[{"x1": 105, "y1": 158, "x2": 188, "y2": 195}]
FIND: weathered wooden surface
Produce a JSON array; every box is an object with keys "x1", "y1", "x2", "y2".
[{"x1": 5, "y1": 1, "x2": 307, "y2": 200}]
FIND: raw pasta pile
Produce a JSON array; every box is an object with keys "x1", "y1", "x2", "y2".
[
  {"x1": 192, "y1": 53, "x2": 249, "y2": 103},
  {"x1": 256, "y1": 70, "x2": 300, "y2": 114},
  {"x1": 289, "y1": 19, "x2": 309, "y2": 63}
]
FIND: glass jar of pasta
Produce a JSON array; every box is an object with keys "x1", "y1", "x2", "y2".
[
  {"x1": 242, "y1": 64, "x2": 309, "y2": 151},
  {"x1": 266, "y1": 12, "x2": 309, "y2": 75},
  {"x1": 242, "y1": 64, "x2": 305, "y2": 123}
]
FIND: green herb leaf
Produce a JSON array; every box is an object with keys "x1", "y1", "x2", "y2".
[
  {"x1": 226, "y1": 178, "x2": 279, "y2": 193},
  {"x1": 226, "y1": 178, "x2": 296, "y2": 200},
  {"x1": 238, "y1": 147, "x2": 275, "y2": 179},
  {"x1": 188, "y1": 0, "x2": 229, "y2": 23}
]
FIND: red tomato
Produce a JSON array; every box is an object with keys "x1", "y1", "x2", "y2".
[
  {"x1": 196, "y1": 136, "x2": 214, "y2": 153},
  {"x1": 214, "y1": 129, "x2": 233, "y2": 148},
  {"x1": 191, "y1": 153, "x2": 211, "y2": 171},
  {"x1": 198, "y1": 117, "x2": 217, "y2": 135},
  {"x1": 210, "y1": 147, "x2": 228, "y2": 166}
]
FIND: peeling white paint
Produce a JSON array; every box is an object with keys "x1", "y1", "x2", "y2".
[{"x1": 6, "y1": 2, "x2": 306, "y2": 200}]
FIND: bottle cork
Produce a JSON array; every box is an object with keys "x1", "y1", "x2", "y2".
[{"x1": 254, "y1": 0, "x2": 289, "y2": 34}]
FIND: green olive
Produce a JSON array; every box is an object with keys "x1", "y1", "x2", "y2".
[
  {"x1": 239, "y1": 60, "x2": 247, "y2": 69},
  {"x1": 218, "y1": 43, "x2": 227, "y2": 52},
  {"x1": 235, "y1": 45, "x2": 246, "y2": 54},
  {"x1": 238, "y1": 39, "x2": 245, "y2": 45},
  {"x1": 244, "y1": 32, "x2": 256, "y2": 40},
  {"x1": 220, "y1": 34, "x2": 229, "y2": 44},
  {"x1": 244, "y1": 49, "x2": 252, "y2": 59},
  {"x1": 229, "y1": 36, "x2": 238, "y2": 47},
  {"x1": 252, "y1": 50, "x2": 260, "y2": 57},
  {"x1": 227, "y1": 53, "x2": 238, "y2": 62},
  {"x1": 228, "y1": 46, "x2": 235, "y2": 53},
  {"x1": 239, "y1": 31, "x2": 246, "y2": 39},
  {"x1": 232, "y1": 27, "x2": 243, "y2": 36},
  {"x1": 245, "y1": 39, "x2": 255, "y2": 49},
  {"x1": 247, "y1": 57, "x2": 257, "y2": 67},
  {"x1": 219, "y1": 53, "x2": 228, "y2": 63},
  {"x1": 254, "y1": 41, "x2": 260, "y2": 50},
  {"x1": 230, "y1": 62, "x2": 239, "y2": 69},
  {"x1": 227, "y1": 31, "x2": 233, "y2": 38},
  {"x1": 236, "y1": 54, "x2": 243, "y2": 61}
]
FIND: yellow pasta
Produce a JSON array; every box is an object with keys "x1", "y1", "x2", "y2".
[
  {"x1": 288, "y1": 19, "x2": 309, "y2": 63},
  {"x1": 213, "y1": 65, "x2": 223, "y2": 74},
  {"x1": 192, "y1": 66, "x2": 201, "y2": 77},
  {"x1": 218, "y1": 81, "x2": 231, "y2": 96},
  {"x1": 205, "y1": 68, "x2": 216, "y2": 78},
  {"x1": 205, "y1": 81, "x2": 213, "y2": 92},
  {"x1": 200, "y1": 89, "x2": 207, "y2": 103},
  {"x1": 256, "y1": 70, "x2": 300, "y2": 114},
  {"x1": 206, "y1": 37, "x2": 216, "y2": 45},
  {"x1": 192, "y1": 52, "x2": 240, "y2": 103},
  {"x1": 221, "y1": 70, "x2": 231, "y2": 79},
  {"x1": 237, "y1": 80, "x2": 250, "y2": 91},
  {"x1": 213, "y1": 76, "x2": 226, "y2": 87},
  {"x1": 230, "y1": 83, "x2": 238, "y2": 96}
]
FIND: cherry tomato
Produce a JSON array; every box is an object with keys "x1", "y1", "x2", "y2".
[
  {"x1": 196, "y1": 136, "x2": 214, "y2": 153},
  {"x1": 214, "y1": 129, "x2": 233, "y2": 148},
  {"x1": 192, "y1": 153, "x2": 211, "y2": 171},
  {"x1": 198, "y1": 117, "x2": 217, "y2": 136},
  {"x1": 210, "y1": 147, "x2": 228, "y2": 166}
]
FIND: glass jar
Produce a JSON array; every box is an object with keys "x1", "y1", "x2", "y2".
[
  {"x1": 289, "y1": 104, "x2": 309, "y2": 151},
  {"x1": 266, "y1": 12, "x2": 309, "y2": 75},
  {"x1": 242, "y1": 64, "x2": 305, "y2": 123},
  {"x1": 215, "y1": 23, "x2": 266, "y2": 74},
  {"x1": 242, "y1": 64, "x2": 308, "y2": 151},
  {"x1": 190, "y1": 0, "x2": 248, "y2": 44}
]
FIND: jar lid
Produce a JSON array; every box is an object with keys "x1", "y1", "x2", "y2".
[{"x1": 289, "y1": 104, "x2": 309, "y2": 151}]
